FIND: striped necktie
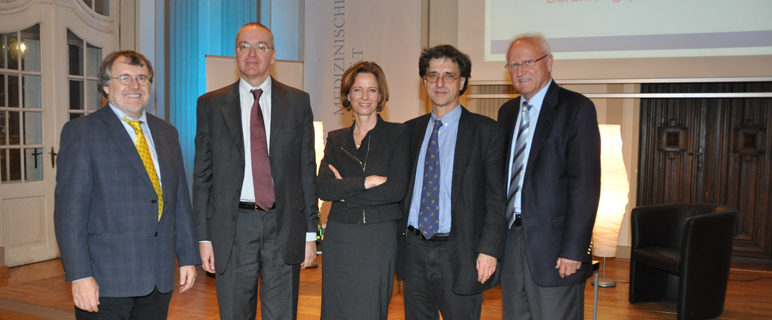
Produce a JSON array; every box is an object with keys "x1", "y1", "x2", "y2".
[
  {"x1": 123, "y1": 118, "x2": 163, "y2": 221},
  {"x1": 506, "y1": 101, "x2": 532, "y2": 228},
  {"x1": 419, "y1": 119, "x2": 443, "y2": 239}
]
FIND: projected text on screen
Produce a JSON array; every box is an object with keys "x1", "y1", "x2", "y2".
[{"x1": 485, "y1": 0, "x2": 772, "y2": 61}]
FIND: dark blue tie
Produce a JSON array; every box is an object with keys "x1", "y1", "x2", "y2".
[{"x1": 419, "y1": 119, "x2": 442, "y2": 239}]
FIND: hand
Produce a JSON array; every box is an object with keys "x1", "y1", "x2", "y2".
[
  {"x1": 72, "y1": 277, "x2": 100, "y2": 312},
  {"x1": 328, "y1": 164, "x2": 343, "y2": 179},
  {"x1": 178, "y1": 265, "x2": 197, "y2": 293},
  {"x1": 476, "y1": 253, "x2": 497, "y2": 284},
  {"x1": 556, "y1": 257, "x2": 582, "y2": 278},
  {"x1": 199, "y1": 242, "x2": 215, "y2": 273},
  {"x1": 300, "y1": 241, "x2": 317, "y2": 269},
  {"x1": 364, "y1": 175, "x2": 387, "y2": 189}
]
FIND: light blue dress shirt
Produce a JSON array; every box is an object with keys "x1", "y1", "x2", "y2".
[
  {"x1": 507, "y1": 79, "x2": 553, "y2": 215},
  {"x1": 408, "y1": 105, "x2": 462, "y2": 234}
]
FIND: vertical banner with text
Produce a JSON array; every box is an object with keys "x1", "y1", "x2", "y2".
[{"x1": 305, "y1": 0, "x2": 422, "y2": 136}]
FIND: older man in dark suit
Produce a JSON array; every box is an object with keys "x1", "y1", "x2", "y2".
[
  {"x1": 193, "y1": 22, "x2": 318, "y2": 320},
  {"x1": 399, "y1": 44, "x2": 507, "y2": 320},
  {"x1": 54, "y1": 50, "x2": 200, "y2": 319},
  {"x1": 497, "y1": 33, "x2": 601, "y2": 319}
]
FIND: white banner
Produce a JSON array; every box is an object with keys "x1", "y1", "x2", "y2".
[{"x1": 305, "y1": 0, "x2": 423, "y2": 135}]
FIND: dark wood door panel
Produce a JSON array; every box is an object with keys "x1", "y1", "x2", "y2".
[{"x1": 638, "y1": 82, "x2": 772, "y2": 260}]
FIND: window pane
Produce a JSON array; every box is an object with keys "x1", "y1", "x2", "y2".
[
  {"x1": 69, "y1": 80, "x2": 84, "y2": 110},
  {"x1": 1, "y1": 149, "x2": 6, "y2": 181},
  {"x1": 21, "y1": 24, "x2": 41, "y2": 72},
  {"x1": 25, "y1": 148, "x2": 43, "y2": 181},
  {"x1": 95, "y1": 0, "x2": 109, "y2": 16},
  {"x1": 67, "y1": 30, "x2": 83, "y2": 76},
  {"x1": 69, "y1": 113, "x2": 82, "y2": 121},
  {"x1": 5, "y1": 33, "x2": 19, "y2": 70},
  {"x1": 8, "y1": 111, "x2": 19, "y2": 145},
  {"x1": 22, "y1": 75, "x2": 41, "y2": 109},
  {"x1": 23, "y1": 112, "x2": 42, "y2": 145},
  {"x1": 87, "y1": 43, "x2": 101, "y2": 77},
  {"x1": 9, "y1": 148, "x2": 20, "y2": 181},
  {"x1": 8, "y1": 75, "x2": 18, "y2": 108},
  {"x1": 87, "y1": 80, "x2": 101, "y2": 110},
  {"x1": 0, "y1": 111, "x2": 6, "y2": 144},
  {"x1": 1, "y1": 33, "x2": 9, "y2": 69},
  {"x1": 0, "y1": 74, "x2": 5, "y2": 107}
]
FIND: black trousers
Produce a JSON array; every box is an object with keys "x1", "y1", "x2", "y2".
[
  {"x1": 403, "y1": 231, "x2": 482, "y2": 320},
  {"x1": 75, "y1": 286, "x2": 172, "y2": 320}
]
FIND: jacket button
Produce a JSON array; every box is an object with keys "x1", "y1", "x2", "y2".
[
  {"x1": 232, "y1": 215, "x2": 236, "y2": 220},
  {"x1": 151, "y1": 199, "x2": 157, "y2": 204},
  {"x1": 155, "y1": 232, "x2": 158, "y2": 237}
]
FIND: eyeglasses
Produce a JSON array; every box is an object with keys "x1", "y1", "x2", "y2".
[
  {"x1": 236, "y1": 43, "x2": 274, "y2": 53},
  {"x1": 424, "y1": 73, "x2": 460, "y2": 84},
  {"x1": 112, "y1": 74, "x2": 150, "y2": 86},
  {"x1": 504, "y1": 54, "x2": 549, "y2": 72}
]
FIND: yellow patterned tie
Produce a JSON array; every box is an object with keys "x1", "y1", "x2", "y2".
[{"x1": 123, "y1": 118, "x2": 163, "y2": 221}]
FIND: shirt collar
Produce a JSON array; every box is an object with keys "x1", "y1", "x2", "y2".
[
  {"x1": 431, "y1": 103, "x2": 462, "y2": 126},
  {"x1": 108, "y1": 103, "x2": 147, "y2": 123},
  {"x1": 239, "y1": 75, "x2": 272, "y2": 94},
  {"x1": 523, "y1": 79, "x2": 553, "y2": 111}
]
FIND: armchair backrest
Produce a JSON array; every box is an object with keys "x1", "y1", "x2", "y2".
[
  {"x1": 680, "y1": 207, "x2": 737, "y2": 274},
  {"x1": 631, "y1": 204, "x2": 737, "y2": 251}
]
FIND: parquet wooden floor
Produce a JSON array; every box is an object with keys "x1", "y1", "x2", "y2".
[{"x1": 0, "y1": 257, "x2": 770, "y2": 319}]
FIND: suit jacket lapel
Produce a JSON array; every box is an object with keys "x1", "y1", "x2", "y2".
[
  {"x1": 405, "y1": 114, "x2": 431, "y2": 202},
  {"x1": 220, "y1": 82, "x2": 245, "y2": 158},
  {"x1": 503, "y1": 97, "x2": 521, "y2": 156},
  {"x1": 147, "y1": 115, "x2": 170, "y2": 222},
  {"x1": 102, "y1": 107, "x2": 155, "y2": 190},
  {"x1": 451, "y1": 107, "x2": 472, "y2": 210},
  {"x1": 270, "y1": 79, "x2": 290, "y2": 151},
  {"x1": 527, "y1": 82, "x2": 559, "y2": 173}
]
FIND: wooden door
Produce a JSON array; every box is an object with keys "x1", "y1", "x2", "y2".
[{"x1": 638, "y1": 82, "x2": 772, "y2": 261}]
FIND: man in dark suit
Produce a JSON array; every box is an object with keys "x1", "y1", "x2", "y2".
[
  {"x1": 193, "y1": 22, "x2": 318, "y2": 320},
  {"x1": 54, "y1": 51, "x2": 200, "y2": 319},
  {"x1": 497, "y1": 34, "x2": 601, "y2": 319},
  {"x1": 399, "y1": 44, "x2": 507, "y2": 320}
]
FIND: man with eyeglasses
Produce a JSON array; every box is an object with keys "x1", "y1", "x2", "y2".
[
  {"x1": 193, "y1": 22, "x2": 318, "y2": 320},
  {"x1": 399, "y1": 44, "x2": 506, "y2": 320},
  {"x1": 54, "y1": 50, "x2": 200, "y2": 319},
  {"x1": 497, "y1": 33, "x2": 601, "y2": 319}
]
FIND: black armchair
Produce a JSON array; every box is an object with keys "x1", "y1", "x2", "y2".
[{"x1": 629, "y1": 203, "x2": 737, "y2": 320}]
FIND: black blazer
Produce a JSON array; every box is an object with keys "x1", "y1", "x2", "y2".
[
  {"x1": 398, "y1": 106, "x2": 507, "y2": 295},
  {"x1": 192, "y1": 79, "x2": 319, "y2": 270},
  {"x1": 317, "y1": 115, "x2": 410, "y2": 224},
  {"x1": 498, "y1": 81, "x2": 601, "y2": 287}
]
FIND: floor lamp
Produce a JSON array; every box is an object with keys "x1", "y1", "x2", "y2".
[{"x1": 592, "y1": 125, "x2": 629, "y2": 288}]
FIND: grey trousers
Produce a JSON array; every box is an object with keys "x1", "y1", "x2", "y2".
[
  {"x1": 216, "y1": 208, "x2": 300, "y2": 320},
  {"x1": 501, "y1": 225, "x2": 585, "y2": 320}
]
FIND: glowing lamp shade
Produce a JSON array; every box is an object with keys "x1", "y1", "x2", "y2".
[{"x1": 592, "y1": 124, "x2": 629, "y2": 258}]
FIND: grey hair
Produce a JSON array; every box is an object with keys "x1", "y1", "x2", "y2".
[{"x1": 511, "y1": 33, "x2": 552, "y2": 56}]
